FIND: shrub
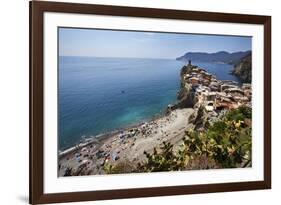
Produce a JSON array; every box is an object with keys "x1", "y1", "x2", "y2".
[
  {"x1": 136, "y1": 141, "x2": 187, "y2": 172},
  {"x1": 136, "y1": 107, "x2": 252, "y2": 172},
  {"x1": 104, "y1": 160, "x2": 136, "y2": 174}
]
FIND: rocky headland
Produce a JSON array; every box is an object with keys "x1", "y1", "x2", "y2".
[
  {"x1": 231, "y1": 53, "x2": 252, "y2": 83},
  {"x1": 169, "y1": 60, "x2": 251, "y2": 128},
  {"x1": 176, "y1": 50, "x2": 252, "y2": 83}
]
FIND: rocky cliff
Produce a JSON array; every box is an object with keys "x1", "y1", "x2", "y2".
[
  {"x1": 169, "y1": 64, "x2": 196, "y2": 110},
  {"x1": 232, "y1": 53, "x2": 252, "y2": 83},
  {"x1": 169, "y1": 64, "x2": 210, "y2": 130}
]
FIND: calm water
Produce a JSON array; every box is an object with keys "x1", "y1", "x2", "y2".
[
  {"x1": 59, "y1": 57, "x2": 238, "y2": 150},
  {"x1": 193, "y1": 61, "x2": 241, "y2": 82}
]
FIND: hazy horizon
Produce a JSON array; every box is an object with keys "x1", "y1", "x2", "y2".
[{"x1": 59, "y1": 28, "x2": 252, "y2": 59}]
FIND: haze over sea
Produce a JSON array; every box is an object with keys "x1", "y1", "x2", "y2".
[{"x1": 59, "y1": 56, "x2": 240, "y2": 150}]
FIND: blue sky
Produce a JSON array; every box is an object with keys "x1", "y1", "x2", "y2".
[{"x1": 59, "y1": 28, "x2": 252, "y2": 59}]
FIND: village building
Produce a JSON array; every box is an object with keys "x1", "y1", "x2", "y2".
[
  {"x1": 189, "y1": 77, "x2": 200, "y2": 86},
  {"x1": 182, "y1": 66, "x2": 251, "y2": 117}
]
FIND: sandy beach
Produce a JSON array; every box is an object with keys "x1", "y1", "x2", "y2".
[{"x1": 58, "y1": 108, "x2": 194, "y2": 176}]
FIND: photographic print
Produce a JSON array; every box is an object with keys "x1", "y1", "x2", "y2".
[
  {"x1": 58, "y1": 28, "x2": 253, "y2": 177},
  {"x1": 30, "y1": 2, "x2": 271, "y2": 203}
]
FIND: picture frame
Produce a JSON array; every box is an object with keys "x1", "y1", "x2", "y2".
[{"x1": 30, "y1": 0, "x2": 271, "y2": 204}]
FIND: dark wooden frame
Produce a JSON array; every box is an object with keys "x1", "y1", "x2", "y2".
[{"x1": 30, "y1": 1, "x2": 271, "y2": 204}]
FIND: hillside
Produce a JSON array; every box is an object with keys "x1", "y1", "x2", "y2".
[
  {"x1": 176, "y1": 50, "x2": 251, "y2": 65},
  {"x1": 232, "y1": 53, "x2": 252, "y2": 83}
]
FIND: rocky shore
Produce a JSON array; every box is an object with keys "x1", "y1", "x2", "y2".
[{"x1": 58, "y1": 61, "x2": 252, "y2": 176}]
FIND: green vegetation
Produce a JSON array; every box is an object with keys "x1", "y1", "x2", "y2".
[
  {"x1": 137, "y1": 141, "x2": 188, "y2": 172},
  {"x1": 139, "y1": 106, "x2": 252, "y2": 172},
  {"x1": 104, "y1": 160, "x2": 135, "y2": 174},
  {"x1": 104, "y1": 106, "x2": 252, "y2": 174}
]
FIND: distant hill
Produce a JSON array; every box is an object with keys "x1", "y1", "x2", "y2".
[
  {"x1": 232, "y1": 53, "x2": 252, "y2": 83},
  {"x1": 176, "y1": 50, "x2": 251, "y2": 65}
]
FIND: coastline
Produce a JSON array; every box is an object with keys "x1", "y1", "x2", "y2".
[
  {"x1": 58, "y1": 105, "x2": 176, "y2": 157},
  {"x1": 58, "y1": 61, "x2": 252, "y2": 176},
  {"x1": 58, "y1": 108, "x2": 194, "y2": 176}
]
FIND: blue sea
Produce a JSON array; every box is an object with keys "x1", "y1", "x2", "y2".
[{"x1": 59, "y1": 57, "x2": 240, "y2": 150}]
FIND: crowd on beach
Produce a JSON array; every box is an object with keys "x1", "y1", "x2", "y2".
[{"x1": 58, "y1": 107, "x2": 190, "y2": 176}]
